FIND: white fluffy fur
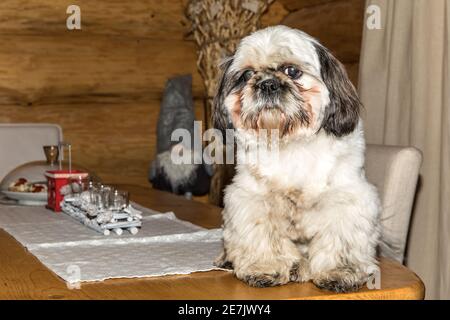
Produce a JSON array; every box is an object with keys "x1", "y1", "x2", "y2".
[
  {"x1": 215, "y1": 26, "x2": 381, "y2": 291},
  {"x1": 154, "y1": 144, "x2": 201, "y2": 191}
]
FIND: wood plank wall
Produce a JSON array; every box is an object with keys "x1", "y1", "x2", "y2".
[{"x1": 0, "y1": 0, "x2": 363, "y2": 191}]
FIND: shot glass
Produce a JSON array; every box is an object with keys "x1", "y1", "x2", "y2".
[{"x1": 110, "y1": 190, "x2": 129, "y2": 211}]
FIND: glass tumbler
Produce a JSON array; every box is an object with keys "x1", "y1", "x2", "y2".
[{"x1": 110, "y1": 190, "x2": 129, "y2": 211}]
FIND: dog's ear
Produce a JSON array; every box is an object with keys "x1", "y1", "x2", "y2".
[
  {"x1": 212, "y1": 57, "x2": 234, "y2": 131},
  {"x1": 314, "y1": 43, "x2": 361, "y2": 137}
]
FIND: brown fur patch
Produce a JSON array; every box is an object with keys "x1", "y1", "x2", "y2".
[
  {"x1": 256, "y1": 108, "x2": 286, "y2": 131},
  {"x1": 242, "y1": 108, "x2": 306, "y2": 139},
  {"x1": 230, "y1": 93, "x2": 243, "y2": 128},
  {"x1": 297, "y1": 84, "x2": 322, "y2": 128}
]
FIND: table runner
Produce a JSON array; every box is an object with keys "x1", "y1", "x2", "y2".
[{"x1": 0, "y1": 203, "x2": 224, "y2": 283}]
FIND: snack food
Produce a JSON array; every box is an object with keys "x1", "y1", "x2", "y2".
[{"x1": 8, "y1": 178, "x2": 47, "y2": 193}]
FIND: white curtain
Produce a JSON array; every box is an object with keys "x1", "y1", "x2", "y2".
[{"x1": 359, "y1": 0, "x2": 450, "y2": 299}]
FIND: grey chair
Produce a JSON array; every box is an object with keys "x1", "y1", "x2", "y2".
[
  {"x1": 0, "y1": 123, "x2": 63, "y2": 182},
  {"x1": 364, "y1": 144, "x2": 422, "y2": 263}
]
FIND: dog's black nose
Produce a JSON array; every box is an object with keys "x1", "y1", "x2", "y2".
[{"x1": 258, "y1": 79, "x2": 281, "y2": 94}]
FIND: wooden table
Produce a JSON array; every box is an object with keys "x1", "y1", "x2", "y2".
[{"x1": 0, "y1": 185, "x2": 425, "y2": 300}]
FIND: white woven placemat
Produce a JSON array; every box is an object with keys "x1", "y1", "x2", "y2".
[{"x1": 0, "y1": 202, "x2": 224, "y2": 283}]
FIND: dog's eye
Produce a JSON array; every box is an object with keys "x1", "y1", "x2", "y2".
[
  {"x1": 283, "y1": 66, "x2": 302, "y2": 79},
  {"x1": 242, "y1": 70, "x2": 255, "y2": 82}
]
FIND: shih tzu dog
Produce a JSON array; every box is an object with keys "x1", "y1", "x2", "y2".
[{"x1": 213, "y1": 26, "x2": 381, "y2": 292}]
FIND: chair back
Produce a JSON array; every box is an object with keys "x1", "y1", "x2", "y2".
[{"x1": 365, "y1": 144, "x2": 422, "y2": 263}]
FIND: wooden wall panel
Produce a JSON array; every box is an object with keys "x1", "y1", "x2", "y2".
[
  {"x1": 0, "y1": 34, "x2": 204, "y2": 106},
  {"x1": 0, "y1": 0, "x2": 189, "y2": 39},
  {"x1": 277, "y1": 0, "x2": 334, "y2": 11}
]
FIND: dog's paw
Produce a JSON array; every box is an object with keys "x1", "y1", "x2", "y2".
[
  {"x1": 236, "y1": 262, "x2": 293, "y2": 287},
  {"x1": 214, "y1": 251, "x2": 234, "y2": 270},
  {"x1": 312, "y1": 268, "x2": 366, "y2": 293},
  {"x1": 313, "y1": 278, "x2": 361, "y2": 293},
  {"x1": 242, "y1": 273, "x2": 286, "y2": 288},
  {"x1": 289, "y1": 259, "x2": 311, "y2": 283},
  {"x1": 233, "y1": 257, "x2": 311, "y2": 287},
  {"x1": 216, "y1": 260, "x2": 234, "y2": 270}
]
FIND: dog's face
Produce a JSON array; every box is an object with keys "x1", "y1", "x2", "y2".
[{"x1": 213, "y1": 26, "x2": 361, "y2": 139}]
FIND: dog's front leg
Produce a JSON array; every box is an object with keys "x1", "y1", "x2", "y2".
[
  {"x1": 219, "y1": 185, "x2": 307, "y2": 287},
  {"x1": 302, "y1": 187, "x2": 380, "y2": 292}
]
